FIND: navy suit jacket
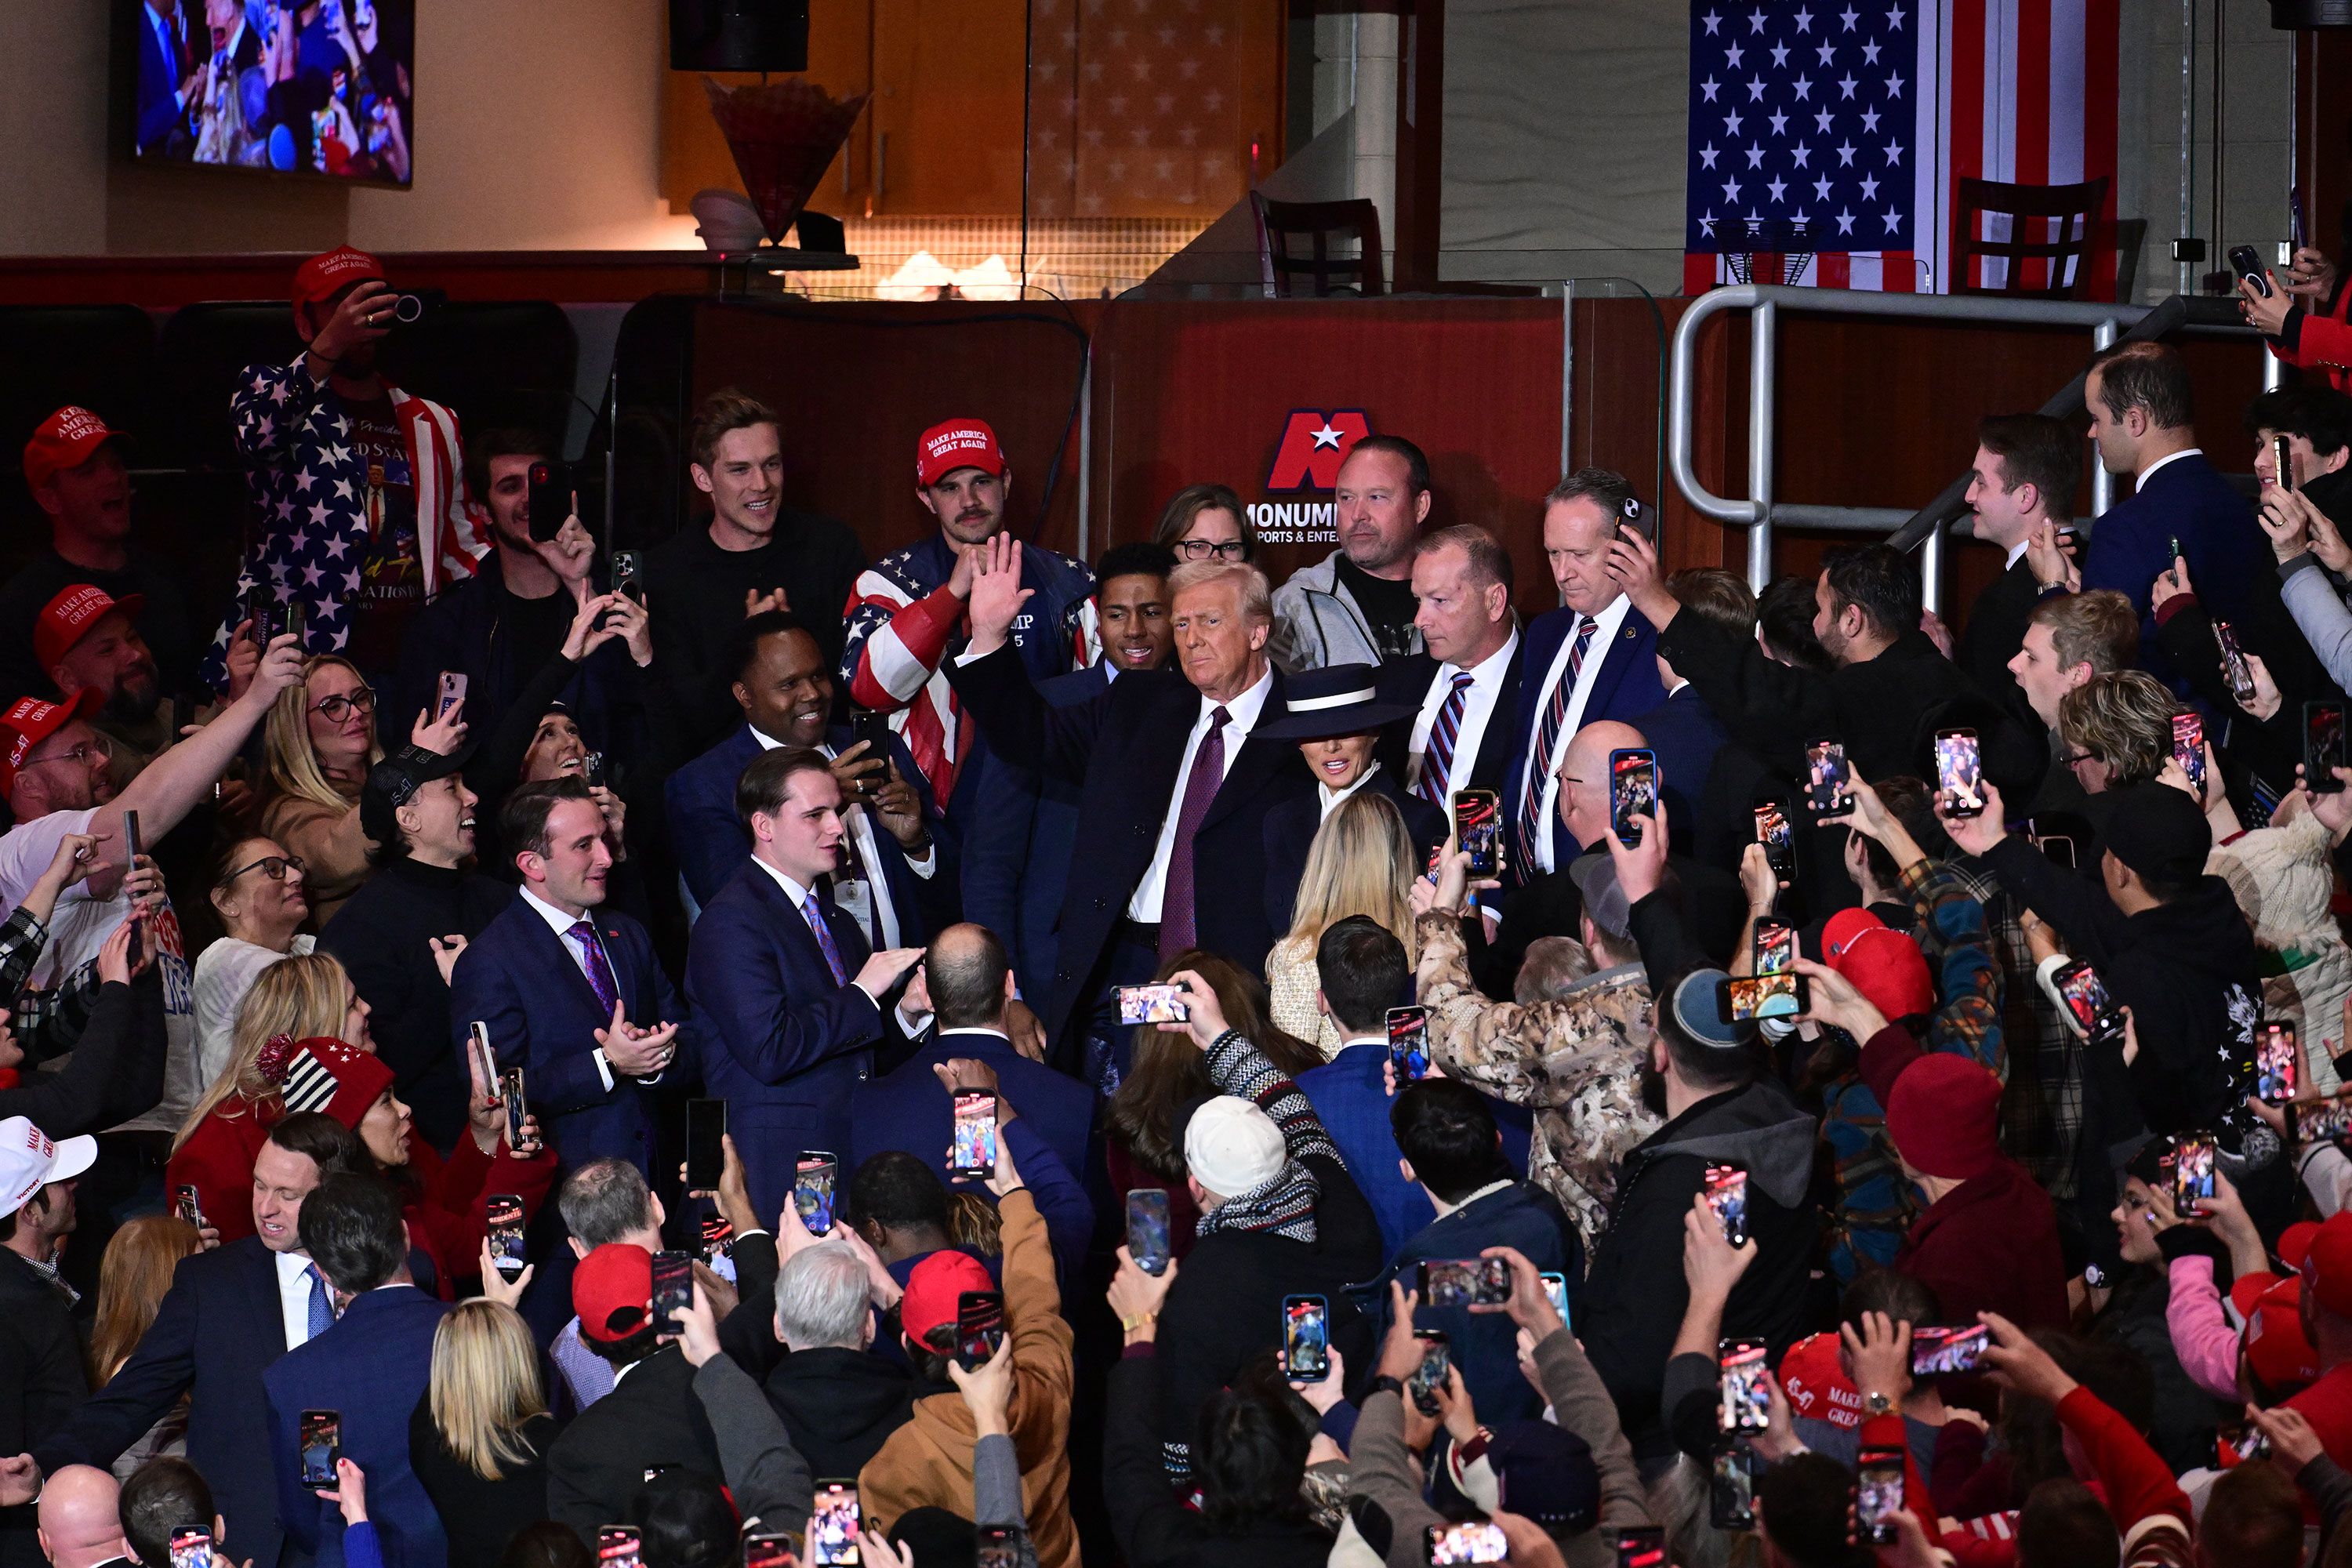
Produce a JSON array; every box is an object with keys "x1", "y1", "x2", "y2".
[
  {"x1": 944, "y1": 646, "x2": 1316, "y2": 1058},
  {"x1": 1261, "y1": 771, "x2": 1449, "y2": 935},
  {"x1": 1505, "y1": 604, "x2": 1671, "y2": 873},
  {"x1": 34, "y1": 1238, "x2": 291, "y2": 1567},
  {"x1": 1628, "y1": 686, "x2": 1731, "y2": 856},
  {"x1": 960, "y1": 663, "x2": 1109, "y2": 1004},
  {"x1": 266, "y1": 1287, "x2": 451, "y2": 1568},
  {"x1": 1372, "y1": 643, "x2": 1527, "y2": 796},
  {"x1": 2080, "y1": 452, "x2": 2267, "y2": 679},
  {"x1": 666, "y1": 723, "x2": 946, "y2": 938},
  {"x1": 1383, "y1": 1184, "x2": 1584, "y2": 1425},
  {"x1": 688, "y1": 859, "x2": 888, "y2": 1224},
  {"x1": 847, "y1": 1027, "x2": 1097, "y2": 1186},
  {"x1": 1296, "y1": 1042, "x2": 1536, "y2": 1266},
  {"x1": 448, "y1": 897, "x2": 684, "y2": 1179},
  {"x1": 134, "y1": 4, "x2": 188, "y2": 152}
]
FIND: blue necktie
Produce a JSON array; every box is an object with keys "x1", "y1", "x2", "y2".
[
  {"x1": 802, "y1": 891, "x2": 850, "y2": 985},
  {"x1": 305, "y1": 1263, "x2": 334, "y2": 1342}
]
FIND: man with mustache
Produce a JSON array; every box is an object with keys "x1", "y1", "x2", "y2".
[
  {"x1": 33, "y1": 587, "x2": 169, "y2": 784},
  {"x1": 840, "y1": 419, "x2": 1095, "y2": 813}
]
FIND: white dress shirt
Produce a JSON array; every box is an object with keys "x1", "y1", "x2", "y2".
[
  {"x1": 519, "y1": 885, "x2": 653, "y2": 1093},
  {"x1": 1405, "y1": 626, "x2": 1520, "y2": 797},
  {"x1": 1522, "y1": 594, "x2": 1634, "y2": 873},
  {"x1": 1129, "y1": 664, "x2": 1277, "y2": 923},
  {"x1": 750, "y1": 727, "x2": 935, "y2": 951},
  {"x1": 276, "y1": 1249, "x2": 326, "y2": 1352}
]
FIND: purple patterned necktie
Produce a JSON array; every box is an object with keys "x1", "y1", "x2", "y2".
[
  {"x1": 1158, "y1": 705, "x2": 1230, "y2": 961},
  {"x1": 1518, "y1": 617, "x2": 1599, "y2": 856},
  {"x1": 802, "y1": 891, "x2": 850, "y2": 986},
  {"x1": 566, "y1": 920, "x2": 622, "y2": 1017},
  {"x1": 1416, "y1": 670, "x2": 1477, "y2": 805}
]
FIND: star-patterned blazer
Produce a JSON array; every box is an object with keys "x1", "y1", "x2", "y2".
[{"x1": 201, "y1": 356, "x2": 487, "y2": 691}]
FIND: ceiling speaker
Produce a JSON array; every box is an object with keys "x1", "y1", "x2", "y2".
[{"x1": 671, "y1": 0, "x2": 810, "y2": 72}]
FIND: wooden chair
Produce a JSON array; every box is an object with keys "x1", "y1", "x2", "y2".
[
  {"x1": 1955, "y1": 176, "x2": 2109, "y2": 299},
  {"x1": 1250, "y1": 193, "x2": 1385, "y2": 298}
]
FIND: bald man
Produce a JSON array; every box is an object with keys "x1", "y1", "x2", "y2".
[
  {"x1": 1474, "y1": 720, "x2": 1748, "y2": 995},
  {"x1": 36, "y1": 1465, "x2": 129, "y2": 1568}
]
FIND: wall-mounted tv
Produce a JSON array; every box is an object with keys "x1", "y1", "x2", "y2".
[{"x1": 122, "y1": 0, "x2": 414, "y2": 185}]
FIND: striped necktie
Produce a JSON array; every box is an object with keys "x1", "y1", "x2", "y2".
[
  {"x1": 1415, "y1": 671, "x2": 1477, "y2": 805},
  {"x1": 1519, "y1": 617, "x2": 1599, "y2": 855}
]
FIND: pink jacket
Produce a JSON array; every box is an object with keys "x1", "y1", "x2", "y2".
[{"x1": 2163, "y1": 1254, "x2": 2243, "y2": 1403}]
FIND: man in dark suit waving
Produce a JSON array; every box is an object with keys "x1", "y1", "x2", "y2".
[
  {"x1": 688, "y1": 746, "x2": 924, "y2": 1225},
  {"x1": 946, "y1": 534, "x2": 1313, "y2": 1080}
]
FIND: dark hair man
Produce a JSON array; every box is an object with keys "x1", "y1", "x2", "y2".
[
  {"x1": 841, "y1": 419, "x2": 1094, "y2": 812},
  {"x1": 31, "y1": 586, "x2": 169, "y2": 780},
  {"x1": 118, "y1": 1457, "x2": 218, "y2": 1568},
  {"x1": 2079, "y1": 341, "x2": 2268, "y2": 673},
  {"x1": 641, "y1": 388, "x2": 866, "y2": 760},
  {"x1": 205, "y1": 247, "x2": 488, "y2": 689},
  {"x1": 1272, "y1": 434, "x2": 1433, "y2": 668},
  {"x1": 1958, "y1": 413, "x2": 2082, "y2": 702}
]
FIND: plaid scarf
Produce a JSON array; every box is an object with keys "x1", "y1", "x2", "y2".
[{"x1": 1196, "y1": 1155, "x2": 1321, "y2": 1244}]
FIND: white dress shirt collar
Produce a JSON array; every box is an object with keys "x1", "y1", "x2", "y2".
[
  {"x1": 1201, "y1": 661, "x2": 1276, "y2": 734},
  {"x1": 749, "y1": 855, "x2": 816, "y2": 909},
  {"x1": 1319, "y1": 763, "x2": 1382, "y2": 815},
  {"x1": 519, "y1": 884, "x2": 592, "y2": 935},
  {"x1": 1445, "y1": 625, "x2": 1520, "y2": 684},
  {"x1": 2137, "y1": 447, "x2": 2201, "y2": 485}
]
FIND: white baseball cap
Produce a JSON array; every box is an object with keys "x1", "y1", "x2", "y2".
[
  {"x1": 0, "y1": 1116, "x2": 96, "y2": 1219},
  {"x1": 1184, "y1": 1095, "x2": 1287, "y2": 1200}
]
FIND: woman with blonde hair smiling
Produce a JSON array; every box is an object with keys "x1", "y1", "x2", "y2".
[
  {"x1": 411, "y1": 1297, "x2": 558, "y2": 1568},
  {"x1": 257, "y1": 652, "x2": 466, "y2": 927},
  {"x1": 1262, "y1": 788, "x2": 1424, "y2": 1054}
]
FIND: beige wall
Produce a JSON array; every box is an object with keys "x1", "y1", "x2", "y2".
[{"x1": 0, "y1": 0, "x2": 701, "y2": 257}]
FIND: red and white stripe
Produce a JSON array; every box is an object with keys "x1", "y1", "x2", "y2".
[{"x1": 389, "y1": 390, "x2": 488, "y2": 597}]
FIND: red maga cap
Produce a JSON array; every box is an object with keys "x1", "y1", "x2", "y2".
[
  {"x1": 0, "y1": 691, "x2": 103, "y2": 798},
  {"x1": 23, "y1": 406, "x2": 129, "y2": 494},
  {"x1": 292, "y1": 246, "x2": 387, "y2": 312},
  {"x1": 573, "y1": 1243, "x2": 655, "y2": 1343},
  {"x1": 899, "y1": 1249, "x2": 995, "y2": 1344},
  {"x1": 916, "y1": 419, "x2": 1007, "y2": 488},
  {"x1": 34, "y1": 584, "x2": 143, "y2": 673}
]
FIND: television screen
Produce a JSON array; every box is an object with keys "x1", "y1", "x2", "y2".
[{"x1": 125, "y1": 0, "x2": 413, "y2": 185}]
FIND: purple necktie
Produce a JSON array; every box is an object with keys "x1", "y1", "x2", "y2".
[
  {"x1": 567, "y1": 920, "x2": 622, "y2": 1018},
  {"x1": 1416, "y1": 670, "x2": 1477, "y2": 805},
  {"x1": 1519, "y1": 617, "x2": 1599, "y2": 858},
  {"x1": 802, "y1": 891, "x2": 850, "y2": 986},
  {"x1": 1158, "y1": 706, "x2": 1230, "y2": 961}
]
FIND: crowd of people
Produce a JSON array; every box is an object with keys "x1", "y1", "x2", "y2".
[{"x1": 10, "y1": 241, "x2": 2352, "y2": 1568}]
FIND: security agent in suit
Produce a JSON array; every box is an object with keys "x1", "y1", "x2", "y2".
[
  {"x1": 1505, "y1": 472, "x2": 1671, "y2": 880},
  {"x1": 943, "y1": 534, "x2": 1315, "y2": 1077},
  {"x1": 263, "y1": 1175, "x2": 449, "y2": 1568},
  {"x1": 1255, "y1": 666, "x2": 1447, "y2": 932},
  {"x1": 1954, "y1": 416, "x2": 2080, "y2": 713},
  {"x1": 665, "y1": 613, "x2": 949, "y2": 942},
  {"x1": 24, "y1": 1116, "x2": 369, "y2": 1568},
  {"x1": 1374, "y1": 524, "x2": 1524, "y2": 800},
  {"x1": 687, "y1": 747, "x2": 924, "y2": 1226}
]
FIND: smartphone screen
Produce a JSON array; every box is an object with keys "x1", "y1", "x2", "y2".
[
  {"x1": 2257, "y1": 1022, "x2": 2299, "y2": 1105},
  {"x1": 794, "y1": 1153, "x2": 837, "y2": 1236},
  {"x1": 1541, "y1": 1271, "x2": 1570, "y2": 1326},
  {"x1": 1608, "y1": 748, "x2": 1658, "y2": 845},
  {"x1": 1856, "y1": 1449, "x2": 1905, "y2": 1545},
  {"x1": 2171, "y1": 711, "x2": 2206, "y2": 796},
  {"x1": 684, "y1": 1099, "x2": 727, "y2": 1189},
  {"x1": 174, "y1": 1184, "x2": 205, "y2": 1229},
  {"x1": 434, "y1": 670, "x2": 467, "y2": 720},
  {"x1": 1805, "y1": 739, "x2": 1851, "y2": 815},
  {"x1": 1710, "y1": 1446, "x2": 1757, "y2": 1531},
  {"x1": 950, "y1": 1091, "x2": 999, "y2": 1178},
  {"x1": 975, "y1": 1527, "x2": 1021, "y2": 1568},
  {"x1": 742, "y1": 1536, "x2": 800, "y2": 1568},
  {"x1": 2295, "y1": 1093, "x2": 2352, "y2": 1144},
  {"x1": 651, "y1": 1250, "x2": 694, "y2": 1335},
  {"x1": 2216, "y1": 622, "x2": 2257, "y2": 702},
  {"x1": 1702, "y1": 1163, "x2": 1748, "y2": 1246},
  {"x1": 1452, "y1": 788, "x2": 1501, "y2": 877},
  {"x1": 2174, "y1": 1134, "x2": 2217, "y2": 1210},
  {"x1": 2308, "y1": 701, "x2": 2347, "y2": 791},
  {"x1": 582, "y1": 750, "x2": 608, "y2": 789},
  {"x1": 810, "y1": 1482, "x2": 860, "y2": 1566},
  {"x1": 1116, "y1": 984, "x2": 1189, "y2": 1025},
  {"x1": 1283, "y1": 1294, "x2": 1330, "y2": 1381},
  {"x1": 1424, "y1": 1520, "x2": 1508, "y2": 1564},
  {"x1": 1126, "y1": 1189, "x2": 1172, "y2": 1276},
  {"x1": 499, "y1": 1068, "x2": 528, "y2": 1152},
  {"x1": 298, "y1": 1410, "x2": 340, "y2": 1488},
  {"x1": 1387, "y1": 1005, "x2": 1431, "y2": 1082},
  {"x1": 1613, "y1": 1527, "x2": 1667, "y2": 1568},
  {"x1": 1409, "y1": 1330, "x2": 1450, "y2": 1413},
  {"x1": 1933, "y1": 728, "x2": 1983, "y2": 818},
  {"x1": 2055, "y1": 963, "x2": 2124, "y2": 1043},
  {"x1": 485, "y1": 1193, "x2": 526, "y2": 1281},
  {"x1": 1718, "y1": 971, "x2": 1807, "y2": 1022},
  {"x1": 169, "y1": 1528, "x2": 214, "y2": 1568},
  {"x1": 1718, "y1": 1338, "x2": 1769, "y2": 1431},
  {"x1": 1753, "y1": 921, "x2": 1794, "y2": 975},
  {"x1": 1911, "y1": 1323, "x2": 1990, "y2": 1377},
  {"x1": 957, "y1": 1290, "x2": 1005, "y2": 1369},
  {"x1": 1753, "y1": 803, "x2": 1795, "y2": 877},
  {"x1": 597, "y1": 1527, "x2": 644, "y2": 1568}
]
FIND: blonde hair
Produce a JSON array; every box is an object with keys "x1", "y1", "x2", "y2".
[
  {"x1": 2058, "y1": 669, "x2": 2178, "y2": 786},
  {"x1": 1283, "y1": 789, "x2": 1420, "y2": 959},
  {"x1": 429, "y1": 1300, "x2": 549, "y2": 1481},
  {"x1": 88, "y1": 1214, "x2": 201, "y2": 1385},
  {"x1": 261, "y1": 655, "x2": 382, "y2": 815},
  {"x1": 1167, "y1": 559, "x2": 1274, "y2": 626},
  {"x1": 173, "y1": 950, "x2": 354, "y2": 1152}
]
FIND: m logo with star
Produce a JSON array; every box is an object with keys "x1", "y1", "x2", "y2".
[{"x1": 1265, "y1": 409, "x2": 1371, "y2": 492}]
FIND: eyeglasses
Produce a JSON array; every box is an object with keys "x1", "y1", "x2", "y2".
[
  {"x1": 2060, "y1": 751, "x2": 2099, "y2": 769},
  {"x1": 310, "y1": 688, "x2": 376, "y2": 723},
  {"x1": 1174, "y1": 538, "x2": 1249, "y2": 561},
  {"x1": 218, "y1": 854, "x2": 307, "y2": 887},
  {"x1": 21, "y1": 734, "x2": 111, "y2": 771}
]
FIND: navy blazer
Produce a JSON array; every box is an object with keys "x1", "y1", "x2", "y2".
[
  {"x1": 1505, "y1": 604, "x2": 1671, "y2": 873},
  {"x1": 1261, "y1": 771, "x2": 1450, "y2": 935},
  {"x1": 666, "y1": 724, "x2": 946, "y2": 938},
  {"x1": 2080, "y1": 452, "x2": 2267, "y2": 678},
  {"x1": 944, "y1": 646, "x2": 1315, "y2": 1058},
  {"x1": 1628, "y1": 686, "x2": 1730, "y2": 856},
  {"x1": 688, "y1": 859, "x2": 888, "y2": 1224},
  {"x1": 960, "y1": 663, "x2": 1108, "y2": 1004},
  {"x1": 133, "y1": 5, "x2": 188, "y2": 153},
  {"x1": 847, "y1": 1027, "x2": 1096, "y2": 1186},
  {"x1": 34, "y1": 1238, "x2": 292, "y2": 1567},
  {"x1": 1372, "y1": 643, "x2": 1527, "y2": 797},
  {"x1": 1383, "y1": 1184, "x2": 1584, "y2": 1425},
  {"x1": 266, "y1": 1286, "x2": 451, "y2": 1568},
  {"x1": 448, "y1": 897, "x2": 684, "y2": 1179}
]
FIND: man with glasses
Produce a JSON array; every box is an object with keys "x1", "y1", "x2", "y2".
[
  {"x1": 2009, "y1": 591, "x2": 2140, "y2": 814},
  {"x1": 840, "y1": 419, "x2": 1094, "y2": 811}
]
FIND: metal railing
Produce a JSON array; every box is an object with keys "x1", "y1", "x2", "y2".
[{"x1": 1665, "y1": 284, "x2": 2267, "y2": 610}]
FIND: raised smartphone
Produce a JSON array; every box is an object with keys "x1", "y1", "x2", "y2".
[
  {"x1": 1702, "y1": 1163, "x2": 1749, "y2": 1247},
  {"x1": 485, "y1": 1192, "x2": 526, "y2": 1283},
  {"x1": 2053, "y1": 960, "x2": 2126, "y2": 1045},
  {"x1": 1753, "y1": 920, "x2": 1793, "y2": 975},
  {"x1": 2295, "y1": 1092, "x2": 2352, "y2": 1145},
  {"x1": 434, "y1": 670, "x2": 466, "y2": 720},
  {"x1": 526, "y1": 459, "x2": 572, "y2": 543},
  {"x1": 1710, "y1": 1445, "x2": 1759, "y2": 1530},
  {"x1": 2308, "y1": 701, "x2": 2347, "y2": 792},
  {"x1": 684, "y1": 1098, "x2": 727, "y2": 1189},
  {"x1": 1387, "y1": 1005, "x2": 1431, "y2": 1082},
  {"x1": 1612, "y1": 1527, "x2": 1667, "y2": 1568},
  {"x1": 809, "y1": 1482, "x2": 860, "y2": 1567},
  {"x1": 742, "y1": 1535, "x2": 799, "y2": 1568},
  {"x1": 1609, "y1": 747, "x2": 1659, "y2": 846},
  {"x1": 1409, "y1": 1330, "x2": 1450, "y2": 1414},
  {"x1": 174, "y1": 1184, "x2": 205, "y2": 1229},
  {"x1": 957, "y1": 1290, "x2": 1005, "y2": 1369},
  {"x1": 1452, "y1": 788, "x2": 1501, "y2": 877},
  {"x1": 611, "y1": 550, "x2": 644, "y2": 605},
  {"x1": 794, "y1": 1153, "x2": 837, "y2": 1236},
  {"x1": 1805, "y1": 739, "x2": 1851, "y2": 815},
  {"x1": 1719, "y1": 1338, "x2": 1769, "y2": 1432},
  {"x1": 1718, "y1": 971, "x2": 1808, "y2": 1022},
  {"x1": 2230, "y1": 243, "x2": 2273, "y2": 296},
  {"x1": 1541, "y1": 1270, "x2": 1570, "y2": 1325},
  {"x1": 2216, "y1": 621, "x2": 2258, "y2": 705},
  {"x1": 1126, "y1": 1189, "x2": 1171, "y2": 1276},
  {"x1": 499, "y1": 1067, "x2": 528, "y2": 1152},
  {"x1": 1423, "y1": 1521, "x2": 1507, "y2": 1564},
  {"x1": 298, "y1": 1409, "x2": 340, "y2": 1488},
  {"x1": 596, "y1": 1526, "x2": 644, "y2": 1568},
  {"x1": 1417, "y1": 1256, "x2": 1512, "y2": 1308},
  {"x1": 1856, "y1": 1446, "x2": 1905, "y2": 1545},
  {"x1": 1753, "y1": 802, "x2": 1795, "y2": 880},
  {"x1": 950, "y1": 1091, "x2": 998, "y2": 1179},
  {"x1": 2172, "y1": 711, "x2": 2205, "y2": 797},
  {"x1": 1116, "y1": 984, "x2": 1189, "y2": 1025},
  {"x1": 1283, "y1": 1294, "x2": 1330, "y2": 1380},
  {"x1": 169, "y1": 1527, "x2": 215, "y2": 1568},
  {"x1": 2257, "y1": 1021, "x2": 2299, "y2": 1105},
  {"x1": 651, "y1": 1250, "x2": 694, "y2": 1336},
  {"x1": 2173, "y1": 1134, "x2": 2217, "y2": 1211},
  {"x1": 1911, "y1": 1323, "x2": 1990, "y2": 1377},
  {"x1": 467, "y1": 1022, "x2": 496, "y2": 1103},
  {"x1": 1933, "y1": 728, "x2": 1983, "y2": 818}
]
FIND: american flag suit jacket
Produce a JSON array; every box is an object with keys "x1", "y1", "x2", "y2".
[{"x1": 201, "y1": 357, "x2": 487, "y2": 691}]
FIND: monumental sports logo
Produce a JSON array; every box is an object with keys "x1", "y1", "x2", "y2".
[{"x1": 1252, "y1": 408, "x2": 1370, "y2": 543}]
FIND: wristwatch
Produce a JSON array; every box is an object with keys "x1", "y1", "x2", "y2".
[
  {"x1": 1367, "y1": 1374, "x2": 1406, "y2": 1401},
  {"x1": 1862, "y1": 1390, "x2": 1895, "y2": 1417}
]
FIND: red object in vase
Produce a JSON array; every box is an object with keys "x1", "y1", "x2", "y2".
[{"x1": 702, "y1": 76, "x2": 869, "y2": 245}]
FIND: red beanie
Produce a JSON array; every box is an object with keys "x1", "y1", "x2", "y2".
[
  {"x1": 1823, "y1": 909, "x2": 1935, "y2": 1022},
  {"x1": 1885, "y1": 1054, "x2": 2003, "y2": 1180},
  {"x1": 258, "y1": 1034, "x2": 395, "y2": 1131}
]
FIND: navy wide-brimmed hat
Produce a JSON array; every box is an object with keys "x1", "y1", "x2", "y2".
[{"x1": 1255, "y1": 662, "x2": 1419, "y2": 742}]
